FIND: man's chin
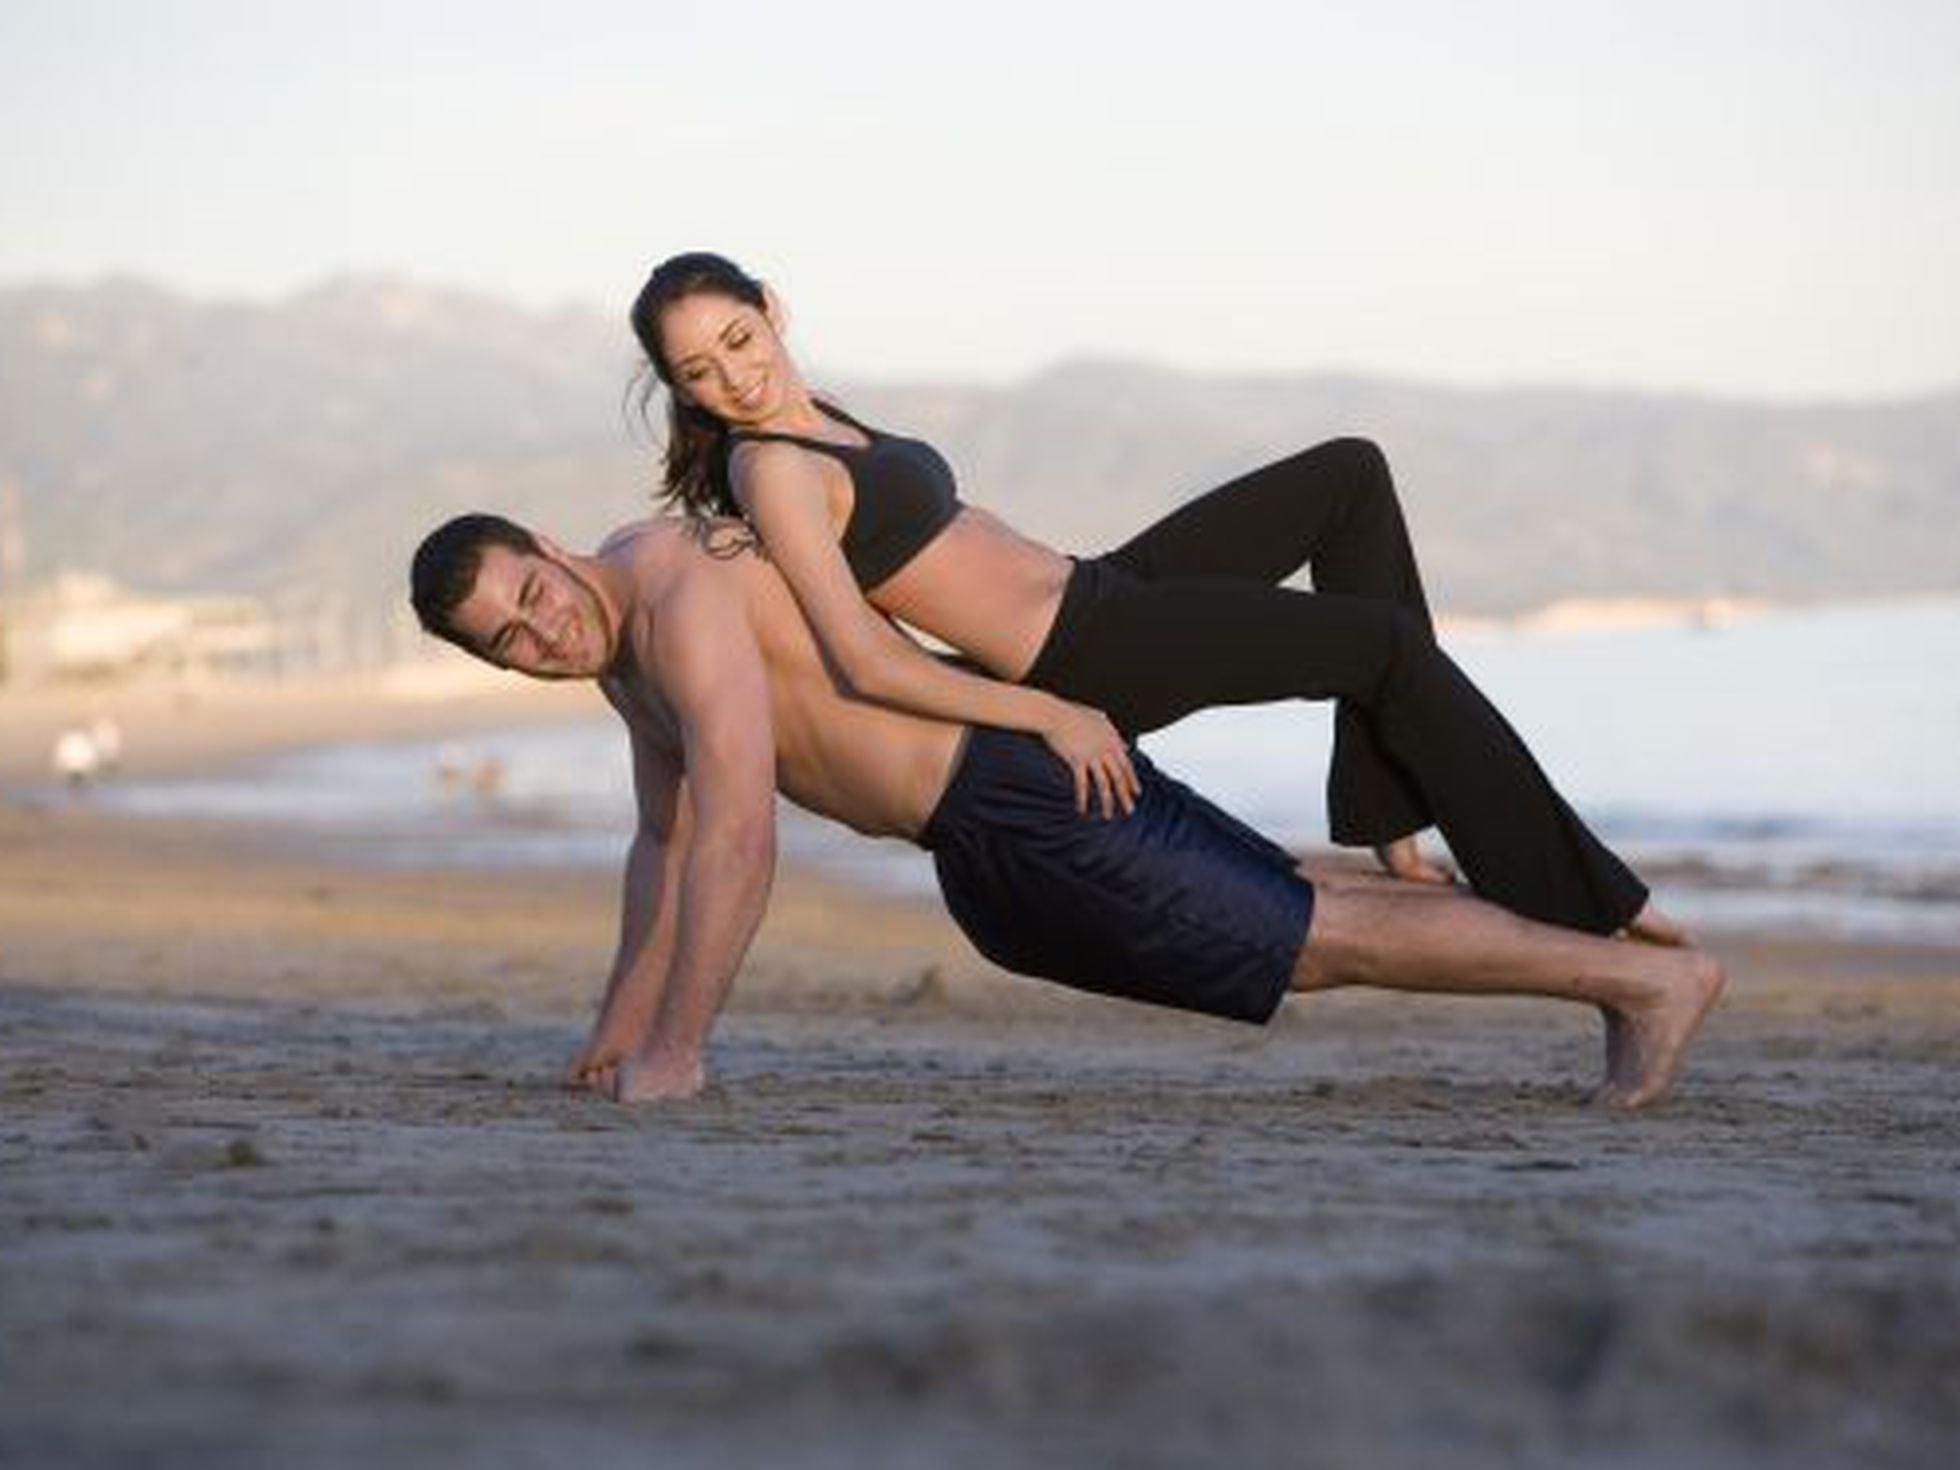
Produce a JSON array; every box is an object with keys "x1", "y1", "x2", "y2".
[{"x1": 511, "y1": 660, "x2": 592, "y2": 683}]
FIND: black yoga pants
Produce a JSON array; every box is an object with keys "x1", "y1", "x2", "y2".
[{"x1": 1020, "y1": 437, "x2": 1648, "y2": 935}]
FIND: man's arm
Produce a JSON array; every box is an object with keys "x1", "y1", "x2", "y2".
[
  {"x1": 615, "y1": 577, "x2": 778, "y2": 1102},
  {"x1": 567, "y1": 713, "x2": 693, "y2": 1089}
]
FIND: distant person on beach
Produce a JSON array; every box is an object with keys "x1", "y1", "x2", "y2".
[
  {"x1": 628, "y1": 251, "x2": 1683, "y2": 949},
  {"x1": 50, "y1": 728, "x2": 101, "y2": 790},
  {"x1": 408, "y1": 512, "x2": 1724, "y2": 1109}
]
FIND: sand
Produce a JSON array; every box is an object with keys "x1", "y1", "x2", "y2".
[{"x1": 3, "y1": 682, "x2": 1959, "y2": 1467}]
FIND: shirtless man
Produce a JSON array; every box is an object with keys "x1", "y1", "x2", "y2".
[{"x1": 409, "y1": 512, "x2": 1724, "y2": 1108}]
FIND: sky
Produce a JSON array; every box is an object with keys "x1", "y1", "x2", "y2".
[{"x1": 2, "y1": 0, "x2": 1957, "y2": 400}]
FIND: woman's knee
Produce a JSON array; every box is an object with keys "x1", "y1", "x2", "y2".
[{"x1": 1305, "y1": 436, "x2": 1393, "y2": 500}]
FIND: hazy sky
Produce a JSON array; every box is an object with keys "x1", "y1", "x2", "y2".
[{"x1": 3, "y1": 0, "x2": 1956, "y2": 398}]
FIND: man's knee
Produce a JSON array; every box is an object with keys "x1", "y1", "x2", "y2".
[{"x1": 1290, "y1": 884, "x2": 1385, "y2": 992}]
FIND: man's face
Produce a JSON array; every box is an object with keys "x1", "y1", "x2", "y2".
[{"x1": 449, "y1": 544, "x2": 616, "y2": 679}]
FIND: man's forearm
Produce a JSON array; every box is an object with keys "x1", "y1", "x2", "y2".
[
  {"x1": 636, "y1": 823, "x2": 776, "y2": 1070},
  {"x1": 590, "y1": 828, "x2": 682, "y2": 1051}
]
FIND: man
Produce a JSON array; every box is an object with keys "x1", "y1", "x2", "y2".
[{"x1": 409, "y1": 513, "x2": 1723, "y2": 1108}]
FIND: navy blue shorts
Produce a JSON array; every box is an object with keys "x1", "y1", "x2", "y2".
[{"x1": 918, "y1": 727, "x2": 1314, "y2": 1024}]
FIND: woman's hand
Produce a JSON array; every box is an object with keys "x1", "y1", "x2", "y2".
[{"x1": 1042, "y1": 701, "x2": 1141, "y2": 819}]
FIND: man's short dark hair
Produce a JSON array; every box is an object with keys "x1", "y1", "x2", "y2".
[{"x1": 409, "y1": 513, "x2": 542, "y2": 652}]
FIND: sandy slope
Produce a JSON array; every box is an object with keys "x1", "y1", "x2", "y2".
[{"x1": 4, "y1": 787, "x2": 1959, "y2": 1466}]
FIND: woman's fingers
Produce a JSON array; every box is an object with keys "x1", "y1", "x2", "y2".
[
  {"x1": 1050, "y1": 704, "x2": 1139, "y2": 818},
  {"x1": 1092, "y1": 761, "x2": 1117, "y2": 820},
  {"x1": 1086, "y1": 751, "x2": 1136, "y2": 819},
  {"x1": 1114, "y1": 748, "x2": 1140, "y2": 812}
]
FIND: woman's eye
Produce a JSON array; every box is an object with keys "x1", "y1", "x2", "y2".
[{"x1": 729, "y1": 331, "x2": 751, "y2": 349}]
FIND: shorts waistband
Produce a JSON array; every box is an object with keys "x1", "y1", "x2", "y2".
[{"x1": 918, "y1": 725, "x2": 984, "y2": 851}]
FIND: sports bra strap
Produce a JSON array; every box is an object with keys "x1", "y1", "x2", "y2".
[
  {"x1": 812, "y1": 398, "x2": 876, "y2": 436},
  {"x1": 726, "y1": 398, "x2": 876, "y2": 454}
]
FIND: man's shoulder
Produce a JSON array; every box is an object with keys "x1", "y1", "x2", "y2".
[
  {"x1": 604, "y1": 516, "x2": 760, "y2": 586},
  {"x1": 629, "y1": 544, "x2": 763, "y2": 688},
  {"x1": 596, "y1": 515, "x2": 682, "y2": 572}
]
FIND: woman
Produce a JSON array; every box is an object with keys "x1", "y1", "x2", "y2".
[{"x1": 629, "y1": 251, "x2": 1676, "y2": 942}]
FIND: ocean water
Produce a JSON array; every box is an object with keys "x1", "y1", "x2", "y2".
[{"x1": 81, "y1": 597, "x2": 1960, "y2": 944}]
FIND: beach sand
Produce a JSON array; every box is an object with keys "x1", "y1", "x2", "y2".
[{"x1": 3, "y1": 683, "x2": 1959, "y2": 1467}]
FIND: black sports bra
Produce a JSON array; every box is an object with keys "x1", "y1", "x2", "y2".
[{"x1": 727, "y1": 400, "x2": 962, "y2": 590}]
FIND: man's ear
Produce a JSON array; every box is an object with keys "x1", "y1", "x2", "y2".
[{"x1": 762, "y1": 282, "x2": 790, "y2": 339}]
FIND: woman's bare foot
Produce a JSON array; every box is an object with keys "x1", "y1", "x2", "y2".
[
  {"x1": 1373, "y1": 835, "x2": 1454, "y2": 887},
  {"x1": 1593, "y1": 951, "x2": 1726, "y2": 1110},
  {"x1": 1621, "y1": 901, "x2": 1692, "y2": 948}
]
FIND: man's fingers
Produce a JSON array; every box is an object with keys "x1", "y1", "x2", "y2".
[{"x1": 1072, "y1": 761, "x2": 1091, "y2": 814}]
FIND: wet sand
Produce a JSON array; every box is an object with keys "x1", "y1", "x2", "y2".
[{"x1": 3, "y1": 692, "x2": 1960, "y2": 1467}]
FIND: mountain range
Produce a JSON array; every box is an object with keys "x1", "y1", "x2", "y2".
[{"x1": 2, "y1": 277, "x2": 1955, "y2": 641}]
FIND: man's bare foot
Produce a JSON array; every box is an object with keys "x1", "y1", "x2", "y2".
[
  {"x1": 566, "y1": 1064, "x2": 618, "y2": 1096},
  {"x1": 614, "y1": 1049, "x2": 706, "y2": 1104},
  {"x1": 1593, "y1": 951, "x2": 1726, "y2": 1110},
  {"x1": 1621, "y1": 901, "x2": 1692, "y2": 948},
  {"x1": 1373, "y1": 835, "x2": 1454, "y2": 887},
  {"x1": 566, "y1": 1031, "x2": 634, "y2": 1092}
]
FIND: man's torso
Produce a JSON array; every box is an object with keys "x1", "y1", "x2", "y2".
[{"x1": 599, "y1": 519, "x2": 965, "y2": 841}]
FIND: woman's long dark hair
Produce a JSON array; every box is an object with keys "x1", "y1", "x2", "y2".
[{"x1": 629, "y1": 251, "x2": 768, "y2": 519}]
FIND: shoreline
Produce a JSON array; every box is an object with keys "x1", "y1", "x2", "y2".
[
  {"x1": 11, "y1": 661, "x2": 1960, "y2": 953},
  {"x1": 12, "y1": 584, "x2": 1960, "y2": 783}
]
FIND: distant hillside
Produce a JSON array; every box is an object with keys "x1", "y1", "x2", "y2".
[{"x1": 2, "y1": 278, "x2": 1956, "y2": 639}]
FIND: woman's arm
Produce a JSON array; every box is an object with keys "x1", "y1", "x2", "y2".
[{"x1": 734, "y1": 438, "x2": 1138, "y2": 817}]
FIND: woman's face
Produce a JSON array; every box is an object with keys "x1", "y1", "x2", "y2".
[{"x1": 659, "y1": 290, "x2": 792, "y2": 425}]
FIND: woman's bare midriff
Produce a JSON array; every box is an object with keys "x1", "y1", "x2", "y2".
[{"x1": 868, "y1": 507, "x2": 1073, "y2": 681}]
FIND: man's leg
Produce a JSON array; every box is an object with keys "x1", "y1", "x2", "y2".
[{"x1": 1292, "y1": 876, "x2": 1725, "y2": 1109}]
